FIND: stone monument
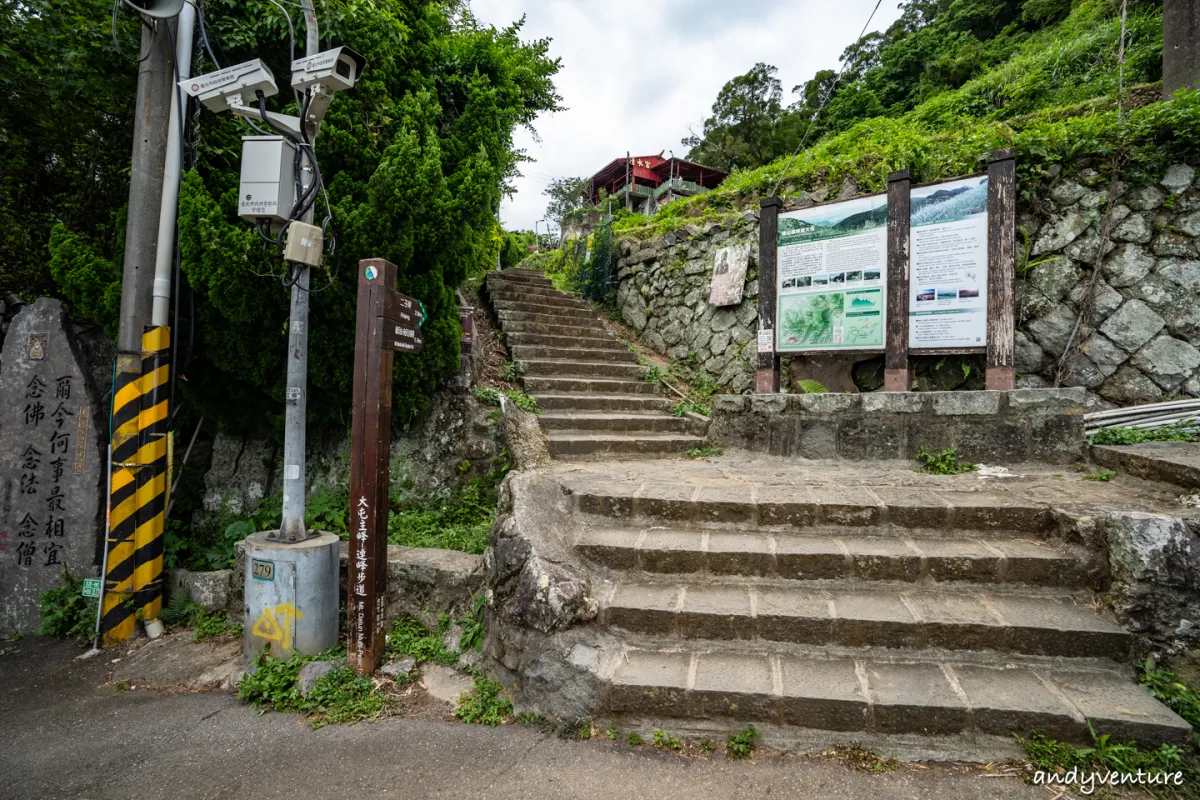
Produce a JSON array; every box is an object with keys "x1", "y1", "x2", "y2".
[{"x1": 0, "y1": 299, "x2": 105, "y2": 634}]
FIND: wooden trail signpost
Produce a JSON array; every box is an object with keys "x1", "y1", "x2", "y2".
[{"x1": 347, "y1": 258, "x2": 423, "y2": 675}]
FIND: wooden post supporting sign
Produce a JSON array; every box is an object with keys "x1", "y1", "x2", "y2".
[
  {"x1": 986, "y1": 149, "x2": 1017, "y2": 390},
  {"x1": 348, "y1": 258, "x2": 423, "y2": 675},
  {"x1": 884, "y1": 170, "x2": 912, "y2": 392},
  {"x1": 756, "y1": 197, "x2": 782, "y2": 393}
]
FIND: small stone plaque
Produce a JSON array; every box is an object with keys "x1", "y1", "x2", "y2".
[{"x1": 709, "y1": 244, "x2": 750, "y2": 307}]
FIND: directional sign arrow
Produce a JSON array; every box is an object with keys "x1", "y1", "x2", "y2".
[{"x1": 380, "y1": 321, "x2": 423, "y2": 354}]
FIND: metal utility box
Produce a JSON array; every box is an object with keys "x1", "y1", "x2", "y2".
[{"x1": 239, "y1": 136, "x2": 296, "y2": 222}]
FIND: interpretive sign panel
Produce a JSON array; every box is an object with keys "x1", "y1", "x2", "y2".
[
  {"x1": 775, "y1": 194, "x2": 888, "y2": 352},
  {"x1": 908, "y1": 176, "x2": 989, "y2": 349}
]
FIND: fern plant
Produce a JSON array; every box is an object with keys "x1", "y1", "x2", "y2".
[{"x1": 796, "y1": 379, "x2": 827, "y2": 394}]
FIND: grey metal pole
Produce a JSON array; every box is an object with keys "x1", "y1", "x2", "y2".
[{"x1": 278, "y1": 0, "x2": 320, "y2": 542}]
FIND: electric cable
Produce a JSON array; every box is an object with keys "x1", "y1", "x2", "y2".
[
  {"x1": 195, "y1": 0, "x2": 221, "y2": 68},
  {"x1": 265, "y1": 0, "x2": 297, "y2": 68},
  {"x1": 111, "y1": 0, "x2": 156, "y2": 62},
  {"x1": 769, "y1": 0, "x2": 883, "y2": 198}
]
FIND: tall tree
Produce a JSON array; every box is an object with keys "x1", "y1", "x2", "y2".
[
  {"x1": 543, "y1": 176, "x2": 591, "y2": 226},
  {"x1": 683, "y1": 62, "x2": 784, "y2": 172}
]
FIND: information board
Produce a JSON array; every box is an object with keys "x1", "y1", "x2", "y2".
[
  {"x1": 908, "y1": 176, "x2": 989, "y2": 348},
  {"x1": 775, "y1": 194, "x2": 888, "y2": 352}
]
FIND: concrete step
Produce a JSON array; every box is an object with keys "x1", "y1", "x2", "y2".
[
  {"x1": 547, "y1": 432, "x2": 706, "y2": 458},
  {"x1": 601, "y1": 580, "x2": 1130, "y2": 659},
  {"x1": 568, "y1": 483, "x2": 1056, "y2": 535},
  {"x1": 540, "y1": 412, "x2": 703, "y2": 436},
  {"x1": 605, "y1": 646, "x2": 1191, "y2": 747},
  {"x1": 490, "y1": 291, "x2": 591, "y2": 311},
  {"x1": 577, "y1": 526, "x2": 1088, "y2": 586},
  {"x1": 531, "y1": 394, "x2": 676, "y2": 412},
  {"x1": 494, "y1": 301, "x2": 599, "y2": 320},
  {"x1": 510, "y1": 345, "x2": 637, "y2": 364},
  {"x1": 523, "y1": 376, "x2": 661, "y2": 395},
  {"x1": 488, "y1": 270, "x2": 551, "y2": 285},
  {"x1": 507, "y1": 332, "x2": 626, "y2": 350},
  {"x1": 521, "y1": 359, "x2": 645, "y2": 380},
  {"x1": 497, "y1": 309, "x2": 606, "y2": 328},
  {"x1": 498, "y1": 320, "x2": 612, "y2": 338}
]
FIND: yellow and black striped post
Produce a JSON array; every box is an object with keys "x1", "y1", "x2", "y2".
[
  {"x1": 134, "y1": 326, "x2": 170, "y2": 623},
  {"x1": 101, "y1": 353, "x2": 143, "y2": 643},
  {"x1": 101, "y1": 326, "x2": 171, "y2": 642}
]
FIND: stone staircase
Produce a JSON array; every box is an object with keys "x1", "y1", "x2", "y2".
[
  {"x1": 495, "y1": 461, "x2": 1193, "y2": 759},
  {"x1": 485, "y1": 268, "x2": 707, "y2": 459}
]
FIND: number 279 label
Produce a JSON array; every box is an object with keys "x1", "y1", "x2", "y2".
[{"x1": 251, "y1": 559, "x2": 275, "y2": 581}]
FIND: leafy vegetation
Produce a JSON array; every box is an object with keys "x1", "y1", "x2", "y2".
[
  {"x1": 796, "y1": 379, "x2": 828, "y2": 394},
  {"x1": 686, "y1": 447, "x2": 724, "y2": 459},
  {"x1": 1019, "y1": 726, "x2": 1195, "y2": 797},
  {"x1": 385, "y1": 617, "x2": 458, "y2": 665},
  {"x1": 1082, "y1": 466, "x2": 1116, "y2": 482},
  {"x1": 473, "y1": 386, "x2": 540, "y2": 414},
  {"x1": 1140, "y1": 660, "x2": 1200, "y2": 747},
  {"x1": 670, "y1": 402, "x2": 709, "y2": 417},
  {"x1": 653, "y1": 730, "x2": 683, "y2": 751},
  {"x1": 454, "y1": 670, "x2": 512, "y2": 725},
  {"x1": 456, "y1": 593, "x2": 487, "y2": 653},
  {"x1": 1089, "y1": 425, "x2": 1200, "y2": 446},
  {"x1": 238, "y1": 650, "x2": 387, "y2": 729},
  {"x1": 914, "y1": 444, "x2": 979, "y2": 474},
  {"x1": 161, "y1": 592, "x2": 241, "y2": 641},
  {"x1": 498, "y1": 361, "x2": 526, "y2": 382},
  {"x1": 36, "y1": 571, "x2": 95, "y2": 641},
  {"x1": 627, "y1": 732, "x2": 645, "y2": 746},
  {"x1": 726, "y1": 723, "x2": 762, "y2": 759},
  {"x1": 387, "y1": 460, "x2": 507, "y2": 554}
]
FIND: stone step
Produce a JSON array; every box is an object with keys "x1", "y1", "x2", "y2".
[
  {"x1": 510, "y1": 344, "x2": 637, "y2": 364},
  {"x1": 547, "y1": 432, "x2": 706, "y2": 458},
  {"x1": 602, "y1": 579, "x2": 1130, "y2": 659},
  {"x1": 489, "y1": 284, "x2": 578, "y2": 300},
  {"x1": 488, "y1": 270, "x2": 551, "y2": 284},
  {"x1": 523, "y1": 376, "x2": 661, "y2": 395},
  {"x1": 494, "y1": 301, "x2": 599, "y2": 320},
  {"x1": 568, "y1": 483, "x2": 1056, "y2": 534},
  {"x1": 497, "y1": 309, "x2": 606, "y2": 328},
  {"x1": 577, "y1": 526, "x2": 1088, "y2": 586},
  {"x1": 540, "y1": 412, "x2": 703, "y2": 435},
  {"x1": 521, "y1": 359, "x2": 645, "y2": 380},
  {"x1": 507, "y1": 332, "x2": 626, "y2": 350},
  {"x1": 605, "y1": 646, "x2": 1190, "y2": 748},
  {"x1": 530, "y1": 394, "x2": 676, "y2": 412},
  {"x1": 490, "y1": 291, "x2": 591, "y2": 311},
  {"x1": 499, "y1": 320, "x2": 612, "y2": 338}
]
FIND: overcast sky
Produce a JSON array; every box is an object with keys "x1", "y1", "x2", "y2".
[{"x1": 470, "y1": 0, "x2": 904, "y2": 233}]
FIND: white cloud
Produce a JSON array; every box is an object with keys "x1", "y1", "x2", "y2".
[{"x1": 471, "y1": 1, "x2": 903, "y2": 232}]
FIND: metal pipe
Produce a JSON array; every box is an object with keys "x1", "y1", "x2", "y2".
[
  {"x1": 92, "y1": 445, "x2": 114, "y2": 652},
  {"x1": 1086, "y1": 398, "x2": 1200, "y2": 421},
  {"x1": 278, "y1": 0, "x2": 320, "y2": 541},
  {"x1": 151, "y1": 3, "x2": 196, "y2": 326}
]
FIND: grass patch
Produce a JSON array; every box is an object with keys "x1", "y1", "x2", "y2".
[
  {"x1": 385, "y1": 617, "x2": 458, "y2": 665},
  {"x1": 387, "y1": 460, "x2": 508, "y2": 554},
  {"x1": 237, "y1": 651, "x2": 388, "y2": 729},
  {"x1": 1082, "y1": 466, "x2": 1116, "y2": 482},
  {"x1": 455, "y1": 670, "x2": 512, "y2": 726},
  {"x1": 1089, "y1": 425, "x2": 1200, "y2": 446},
  {"x1": 686, "y1": 447, "x2": 724, "y2": 459},
  {"x1": 914, "y1": 445, "x2": 979, "y2": 475},
  {"x1": 1018, "y1": 726, "x2": 1196, "y2": 797}
]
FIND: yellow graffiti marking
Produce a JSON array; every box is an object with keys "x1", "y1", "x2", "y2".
[{"x1": 251, "y1": 603, "x2": 303, "y2": 652}]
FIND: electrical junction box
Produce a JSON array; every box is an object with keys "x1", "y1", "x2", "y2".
[
  {"x1": 239, "y1": 136, "x2": 296, "y2": 222},
  {"x1": 284, "y1": 221, "x2": 324, "y2": 267}
]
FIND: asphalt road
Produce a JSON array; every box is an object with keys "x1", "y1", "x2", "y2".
[{"x1": 0, "y1": 637, "x2": 1049, "y2": 800}]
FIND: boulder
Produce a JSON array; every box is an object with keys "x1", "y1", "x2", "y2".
[
  {"x1": 297, "y1": 660, "x2": 337, "y2": 696},
  {"x1": 1130, "y1": 335, "x2": 1200, "y2": 392},
  {"x1": 1161, "y1": 164, "x2": 1196, "y2": 195},
  {"x1": 1100, "y1": 300, "x2": 1166, "y2": 353}
]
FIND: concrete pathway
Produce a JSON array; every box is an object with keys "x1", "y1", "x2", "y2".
[{"x1": 0, "y1": 638, "x2": 1049, "y2": 800}]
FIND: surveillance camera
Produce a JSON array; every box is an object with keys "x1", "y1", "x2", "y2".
[
  {"x1": 182, "y1": 59, "x2": 278, "y2": 114},
  {"x1": 290, "y1": 47, "x2": 366, "y2": 93}
]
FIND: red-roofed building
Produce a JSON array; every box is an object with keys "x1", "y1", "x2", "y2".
[{"x1": 589, "y1": 153, "x2": 727, "y2": 216}]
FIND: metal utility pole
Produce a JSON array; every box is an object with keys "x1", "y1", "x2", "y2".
[
  {"x1": 117, "y1": 22, "x2": 173, "y2": 354},
  {"x1": 278, "y1": 0, "x2": 320, "y2": 542}
]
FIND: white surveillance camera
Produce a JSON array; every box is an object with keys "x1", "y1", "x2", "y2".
[
  {"x1": 182, "y1": 59, "x2": 278, "y2": 114},
  {"x1": 290, "y1": 47, "x2": 367, "y2": 94}
]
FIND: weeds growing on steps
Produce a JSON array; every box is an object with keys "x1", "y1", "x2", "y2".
[
  {"x1": 161, "y1": 592, "x2": 241, "y2": 642},
  {"x1": 726, "y1": 724, "x2": 762, "y2": 758},
  {"x1": 913, "y1": 445, "x2": 978, "y2": 475},
  {"x1": 1089, "y1": 425, "x2": 1200, "y2": 446},
  {"x1": 825, "y1": 743, "x2": 897, "y2": 773},
  {"x1": 454, "y1": 670, "x2": 512, "y2": 725},
  {"x1": 686, "y1": 447, "x2": 724, "y2": 459},
  {"x1": 1082, "y1": 466, "x2": 1116, "y2": 482}
]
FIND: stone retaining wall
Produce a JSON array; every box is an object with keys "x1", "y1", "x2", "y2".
[
  {"x1": 708, "y1": 387, "x2": 1086, "y2": 464},
  {"x1": 612, "y1": 164, "x2": 1200, "y2": 406}
]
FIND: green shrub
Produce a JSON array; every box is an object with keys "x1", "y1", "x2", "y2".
[
  {"x1": 36, "y1": 570, "x2": 95, "y2": 641},
  {"x1": 726, "y1": 723, "x2": 762, "y2": 758},
  {"x1": 238, "y1": 650, "x2": 387, "y2": 729}
]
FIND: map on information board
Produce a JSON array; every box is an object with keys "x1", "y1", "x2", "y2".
[{"x1": 776, "y1": 194, "x2": 887, "y2": 352}]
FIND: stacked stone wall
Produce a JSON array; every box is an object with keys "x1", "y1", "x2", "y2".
[{"x1": 612, "y1": 164, "x2": 1200, "y2": 406}]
